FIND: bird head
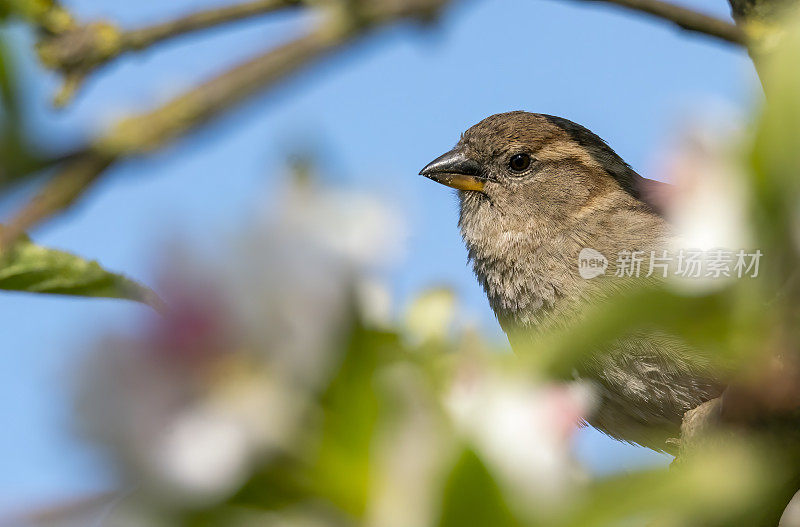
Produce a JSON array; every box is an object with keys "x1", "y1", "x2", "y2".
[{"x1": 419, "y1": 111, "x2": 650, "y2": 228}]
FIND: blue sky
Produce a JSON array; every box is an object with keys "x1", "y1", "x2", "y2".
[{"x1": 0, "y1": 0, "x2": 756, "y2": 513}]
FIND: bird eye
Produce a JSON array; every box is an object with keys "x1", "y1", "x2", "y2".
[{"x1": 508, "y1": 153, "x2": 531, "y2": 172}]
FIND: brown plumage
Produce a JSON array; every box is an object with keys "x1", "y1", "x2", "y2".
[{"x1": 420, "y1": 111, "x2": 721, "y2": 453}]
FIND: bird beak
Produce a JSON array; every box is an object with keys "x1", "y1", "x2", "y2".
[{"x1": 419, "y1": 149, "x2": 486, "y2": 192}]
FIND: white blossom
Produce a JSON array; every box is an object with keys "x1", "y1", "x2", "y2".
[
  {"x1": 656, "y1": 115, "x2": 753, "y2": 293},
  {"x1": 445, "y1": 367, "x2": 595, "y2": 507},
  {"x1": 76, "y1": 180, "x2": 407, "y2": 508}
]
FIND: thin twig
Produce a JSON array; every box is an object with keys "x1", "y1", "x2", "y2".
[
  {"x1": 122, "y1": 0, "x2": 304, "y2": 50},
  {"x1": 97, "y1": 25, "x2": 353, "y2": 155},
  {"x1": 38, "y1": 0, "x2": 307, "y2": 105},
  {"x1": 570, "y1": 0, "x2": 747, "y2": 46}
]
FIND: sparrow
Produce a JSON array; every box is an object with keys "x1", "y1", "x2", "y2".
[{"x1": 420, "y1": 111, "x2": 722, "y2": 453}]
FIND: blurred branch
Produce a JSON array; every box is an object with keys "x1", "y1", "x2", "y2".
[
  {"x1": 121, "y1": 0, "x2": 304, "y2": 48},
  {"x1": 679, "y1": 362, "x2": 800, "y2": 525},
  {"x1": 1, "y1": 153, "x2": 113, "y2": 248},
  {"x1": 0, "y1": 0, "x2": 448, "y2": 249},
  {"x1": 7, "y1": 0, "x2": 76, "y2": 35},
  {"x1": 0, "y1": 491, "x2": 119, "y2": 527},
  {"x1": 680, "y1": 353, "x2": 800, "y2": 454},
  {"x1": 566, "y1": 0, "x2": 747, "y2": 46},
  {"x1": 728, "y1": 0, "x2": 798, "y2": 24},
  {"x1": 679, "y1": 397, "x2": 724, "y2": 458},
  {"x1": 725, "y1": 0, "x2": 799, "y2": 91},
  {"x1": 37, "y1": 0, "x2": 307, "y2": 106}
]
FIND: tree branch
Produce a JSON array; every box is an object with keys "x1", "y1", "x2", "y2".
[
  {"x1": 10, "y1": 0, "x2": 76, "y2": 35},
  {"x1": 725, "y1": 0, "x2": 799, "y2": 91},
  {"x1": 728, "y1": 0, "x2": 798, "y2": 24},
  {"x1": 1, "y1": 0, "x2": 449, "y2": 249},
  {"x1": 566, "y1": 0, "x2": 746, "y2": 46}
]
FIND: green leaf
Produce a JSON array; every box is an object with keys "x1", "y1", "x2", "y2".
[
  {"x1": 312, "y1": 325, "x2": 397, "y2": 517},
  {"x1": 438, "y1": 448, "x2": 521, "y2": 527},
  {"x1": 0, "y1": 231, "x2": 163, "y2": 311},
  {"x1": 403, "y1": 287, "x2": 456, "y2": 343},
  {"x1": 519, "y1": 284, "x2": 766, "y2": 380},
  {"x1": 559, "y1": 439, "x2": 783, "y2": 527}
]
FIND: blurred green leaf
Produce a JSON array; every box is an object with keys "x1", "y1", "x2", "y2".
[
  {"x1": 0, "y1": 229, "x2": 162, "y2": 310},
  {"x1": 560, "y1": 439, "x2": 785, "y2": 527},
  {"x1": 0, "y1": 36, "x2": 16, "y2": 110},
  {"x1": 438, "y1": 448, "x2": 521, "y2": 527},
  {"x1": 748, "y1": 15, "x2": 800, "y2": 325},
  {"x1": 312, "y1": 326, "x2": 399, "y2": 517},
  {"x1": 226, "y1": 453, "x2": 314, "y2": 515},
  {"x1": 522, "y1": 285, "x2": 767, "y2": 379},
  {"x1": 404, "y1": 287, "x2": 456, "y2": 343}
]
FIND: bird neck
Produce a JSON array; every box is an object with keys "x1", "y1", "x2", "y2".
[{"x1": 459, "y1": 200, "x2": 580, "y2": 329}]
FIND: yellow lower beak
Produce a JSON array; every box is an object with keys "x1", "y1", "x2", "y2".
[
  {"x1": 424, "y1": 173, "x2": 486, "y2": 191},
  {"x1": 419, "y1": 150, "x2": 486, "y2": 192}
]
